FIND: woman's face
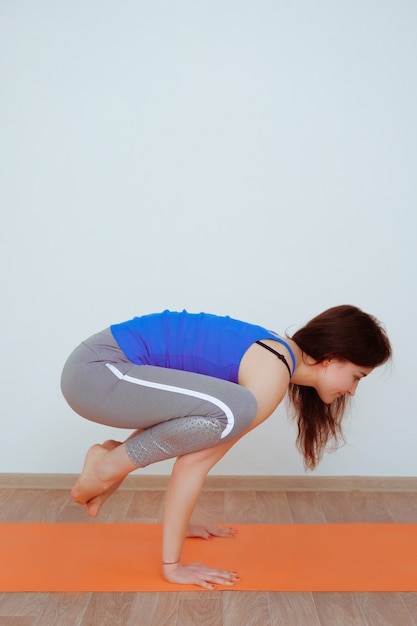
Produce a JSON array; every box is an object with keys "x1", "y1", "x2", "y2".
[{"x1": 315, "y1": 360, "x2": 374, "y2": 404}]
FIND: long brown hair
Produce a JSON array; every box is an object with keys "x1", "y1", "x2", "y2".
[{"x1": 288, "y1": 305, "x2": 392, "y2": 469}]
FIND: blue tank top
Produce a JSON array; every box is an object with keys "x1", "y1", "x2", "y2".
[{"x1": 110, "y1": 310, "x2": 296, "y2": 383}]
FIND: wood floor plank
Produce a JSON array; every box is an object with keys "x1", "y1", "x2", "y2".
[
  {"x1": 285, "y1": 491, "x2": 326, "y2": 523},
  {"x1": 268, "y1": 592, "x2": 320, "y2": 625},
  {"x1": 0, "y1": 593, "x2": 48, "y2": 620},
  {"x1": 96, "y1": 490, "x2": 134, "y2": 522},
  {"x1": 177, "y1": 597, "x2": 223, "y2": 626},
  {"x1": 125, "y1": 490, "x2": 165, "y2": 523},
  {"x1": 191, "y1": 490, "x2": 225, "y2": 525},
  {"x1": 255, "y1": 491, "x2": 293, "y2": 523},
  {"x1": 0, "y1": 618, "x2": 33, "y2": 625},
  {"x1": 317, "y1": 491, "x2": 358, "y2": 523},
  {"x1": 224, "y1": 491, "x2": 259, "y2": 523},
  {"x1": 400, "y1": 593, "x2": 417, "y2": 624},
  {"x1": 0, "y1": 490, "x2": 12, "y2": 510},
  {"x1": 0, "y1": 489, "x2": 69, "y2": 523},
  {"x1": 179, "y1": 591, "x2": 224, "y2": 600},
  {"x1": 313, "y1": 592, "x2": 368, "y2": 626},
  {"x1": 356, "y1": 592, "x2": 415, "y2": 626},
  {"x1": 34, "y1": 593, "x2": 91, "y2": 626},
  {"x1": 379, "y1": 492, "x2": 417, "y2": 523},
  {"x1": 81, "y1": 593, "x2": 135, "y2": 626},
  {"x1": 348, "y1": 491, "x2": 394, "y2": 523},
  {"x1": 223, "y1": 591, "x2": 271, "y2": 625},
  {"x1": 126, "y1": 592, "x2": 179, "y2": 626},
  {"x1": 27, "y1": 489, "x2": 71, "y2": 522}
]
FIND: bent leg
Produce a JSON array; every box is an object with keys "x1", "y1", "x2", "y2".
[
  {"x1": 63, "y1": 333, "x2": 257, "y2": 507},
  {"x1": 104, "y1": 363, "x2": 258, "y2": 466},
  {"x1": 62, "y1": 341, "x2": 258, "y2": 465},
  {"x1": 125, "y1": 416, "x2": 224, "y2": 467}
]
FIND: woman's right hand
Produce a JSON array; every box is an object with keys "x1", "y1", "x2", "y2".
[{"x1": 162, "y1": 561, "x2": 240, "y2": 589}]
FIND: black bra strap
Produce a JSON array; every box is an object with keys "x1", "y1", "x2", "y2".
[{"x1": 255, "y1": 340, "x2": 292, "y2": 379}]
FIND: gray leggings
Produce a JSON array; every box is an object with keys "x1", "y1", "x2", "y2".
[{"x1": 61, "y1": 329, "x2": 258, "y2": 467}]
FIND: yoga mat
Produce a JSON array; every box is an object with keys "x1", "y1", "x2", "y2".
[{"x1": 1, "y1": 523, "x2": 416, "y2": 592}]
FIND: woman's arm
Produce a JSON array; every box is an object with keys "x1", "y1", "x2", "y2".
[
  {"x1": 161, "y1": 354, "x2": 290, "y2": 588},
  {"x1": 161, "y1": 440, "x2": 240, "y2": 588}
]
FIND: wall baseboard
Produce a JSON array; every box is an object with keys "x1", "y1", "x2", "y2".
[{"x1": 1, "y1": 473, "x2": 416, "y2": 492}]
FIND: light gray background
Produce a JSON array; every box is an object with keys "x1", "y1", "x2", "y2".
[{"x1": 1, "y1": 0, "x2": 415, "y2": 476}]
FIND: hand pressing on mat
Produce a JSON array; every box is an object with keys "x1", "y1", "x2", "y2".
[
  {"x1": 162, "y1": 561, "x2": 240, "y2": 589},
  {"x1": 186, "y1": 524, "x2": 238, "y2": 539}
]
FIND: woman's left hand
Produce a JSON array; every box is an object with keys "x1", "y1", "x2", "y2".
[{"x1": 186, "y1": 523, "x2": 238, "y2": 540}]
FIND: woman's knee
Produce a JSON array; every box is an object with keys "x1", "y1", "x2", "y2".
[{"x1": 218, "y1": 386, "x2": 258, "y2": 443}]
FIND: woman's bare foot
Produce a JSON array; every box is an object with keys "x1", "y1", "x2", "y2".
[
  {"x1": 71, "y1": 437, "x2": 137, "y2": 518},
  {"x1": 84, "y1": 440, "x2": 125, "y2": 517},
  {"x1": 71, "y1": 444, "x2": 114, "y2": 505}
]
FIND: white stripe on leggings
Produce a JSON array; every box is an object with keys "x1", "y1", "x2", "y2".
[{"x1": 105, "y1": 363, "x2": 234, "y2": 439}]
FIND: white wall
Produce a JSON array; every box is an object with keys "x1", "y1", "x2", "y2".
[{"x1": 1, "y1": 0, "x2": 416, "y2": 476}]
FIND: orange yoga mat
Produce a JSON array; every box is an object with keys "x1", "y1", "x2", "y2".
[{"x1": 1, "y1": 523, "x2": 416, "y2": 592}]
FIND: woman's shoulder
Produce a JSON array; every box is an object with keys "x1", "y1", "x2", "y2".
[{"x1": 237, "y1": 340, "x2": 293, "y2": 424}]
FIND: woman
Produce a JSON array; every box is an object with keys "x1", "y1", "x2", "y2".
[{"x1": 61, "y1": 305, "x2": 391, "y2": 589}]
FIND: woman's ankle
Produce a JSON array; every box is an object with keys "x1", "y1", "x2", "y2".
[{"x1": 100, "y1": 442, "x2": 138, "y2": 483}]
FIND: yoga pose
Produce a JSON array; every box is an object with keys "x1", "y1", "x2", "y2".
[{"x1": 61, "y1": 305, "x2": 391, "y2": 588}]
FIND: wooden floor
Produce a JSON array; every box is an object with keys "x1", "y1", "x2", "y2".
[{"x1": 1, "y1": 483, "x2": 417, "y2": 625}]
